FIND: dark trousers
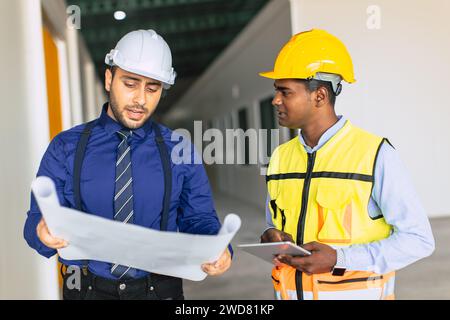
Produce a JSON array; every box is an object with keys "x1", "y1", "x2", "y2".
[{"x1": 61, "y1": 266, "x2": 184, "y2": 300}]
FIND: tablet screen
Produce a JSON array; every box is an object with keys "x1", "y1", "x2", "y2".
[{"x1": 238, "y1": 241, "x2": 311, "y2": 264}]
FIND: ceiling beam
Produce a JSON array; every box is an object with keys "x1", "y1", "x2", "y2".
[
  {"x1": 80, "y1": 10, "x2": 257, "y2": 44},
  {"x1": 87, "y1": 29, "x2": 238, "y2": 60},
  {"x1": 71, "y1": 0, "x2": 224, "y2": 16}
]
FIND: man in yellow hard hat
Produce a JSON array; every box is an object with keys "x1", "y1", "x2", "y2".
[{"x1": 259, "y1": 29, "x2": 435, "y2": 300}]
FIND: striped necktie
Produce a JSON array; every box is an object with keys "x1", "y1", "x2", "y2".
[{"x1": 111, "y1": 129, "x2": 137, "y2": 279}]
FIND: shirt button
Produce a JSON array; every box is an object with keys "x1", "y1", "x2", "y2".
[{"x1": 119, "y1": 283, "x2": 126, "y2": 291}]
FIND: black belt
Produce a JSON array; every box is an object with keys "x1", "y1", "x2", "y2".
[
  {"x1": 86, "y1": 270, "x2": 183, "y2": 299},
  {"x1": 88, "y1": 271, "x2": 150, "y2": 294}
]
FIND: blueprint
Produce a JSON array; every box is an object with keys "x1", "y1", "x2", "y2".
[{"x1": 31, "y1": 176, "x2": 241, "y2": 281}]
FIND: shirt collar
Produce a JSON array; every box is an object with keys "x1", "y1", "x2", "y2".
[
  {"x1": 98, "y1": 103, "x2": 153, "y2": 139},
  {"x1": 298, "y1": 115, "x2": 346, "y2": 153}
]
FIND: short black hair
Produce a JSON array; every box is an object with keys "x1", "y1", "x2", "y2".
[
  {"x1": 109, "y1": 66, "x2": 117, "y2": 78},
  {"x1": 296, "y1": 79, "x2": 337, "y2": 106}
]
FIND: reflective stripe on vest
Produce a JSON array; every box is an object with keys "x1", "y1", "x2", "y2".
[{"x1": 267, "y1": 121, "x2": 395, "y2": 300}]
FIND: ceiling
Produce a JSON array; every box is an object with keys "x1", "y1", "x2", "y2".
[{"x1": 68, "y1": 0, "x2": 269, "y2": 116}]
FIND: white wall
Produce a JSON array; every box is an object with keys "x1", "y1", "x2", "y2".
[
  {"x1": 167, "y1": 0, "x2": 450, "y2": 218},
  {"x1": 79, "y1": 38, "x2": 103, "y2": 121},
  {"x1": 0, "y1": 0, "x2": 59, "y2": 300},
  {"x1": 0, "y1": 0, "x2": 106, "y2": 299},
  {"x1": 290, "y1": 0, "x2": 450, "y2": 217},
  {"x1": 166, "y1": 0, "x2": 293, "y2": 208},
  {"x1": 66, "y1": 26, "x2": 84, "y2": 125}
]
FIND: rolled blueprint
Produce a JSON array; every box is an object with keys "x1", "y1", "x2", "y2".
[
  {"x1": 31, "y1": 176, "x2": 60, "y2": 206},
  {"x1": 31, "y1": 176, "x2": 241, "y2": 281}
]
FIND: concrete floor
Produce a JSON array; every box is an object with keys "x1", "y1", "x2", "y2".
[{"x1": 183, "y1": 193, "x2": 450, "y2": 300}]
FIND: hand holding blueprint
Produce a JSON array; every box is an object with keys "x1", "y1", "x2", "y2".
[{"x1": 31, "y1": 176, "x2": 241, "y2": 281}]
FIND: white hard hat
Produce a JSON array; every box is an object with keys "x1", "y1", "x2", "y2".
[{"x1": 105, "y1": 29, "x2": 177, "y2": 89}]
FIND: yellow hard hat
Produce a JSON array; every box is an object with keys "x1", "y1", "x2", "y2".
[{"x1": 259, "y1": 29, "x2": 356, "y2": 84}]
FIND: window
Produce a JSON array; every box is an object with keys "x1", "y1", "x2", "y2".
[
  {"x1": 206, "y1": 120, "x2": 213, "y2": 130},
  {"x1": 238, "y1": 108, "x2": 250, "y2": 165},
  {"x1": 259, "y1": 96, "x2": 276, "y2": 157}
]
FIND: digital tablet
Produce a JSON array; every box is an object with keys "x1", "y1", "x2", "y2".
[{"x1": 238, "y1": 241, "x2": 311, "y2": 264}]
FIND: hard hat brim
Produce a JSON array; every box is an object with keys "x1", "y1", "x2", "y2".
[
  {"x1": 259, "y1": 70, "x2": 310, "y2": 80},
  {"x1": 259, "y1": 71, "x2": 275, "y2": 79},
  {"x1": 259, "y1": 71, "x2": 286, "y2": 79},
  {"x1": 113, "y1": 61, "x2": 176, "y2": 89}
]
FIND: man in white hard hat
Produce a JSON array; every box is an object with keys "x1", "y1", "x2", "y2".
[{"x1": 24, "y1": 29, "x2": 232, "y2": 300}]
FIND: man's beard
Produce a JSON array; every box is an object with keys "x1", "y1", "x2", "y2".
[{"x1": 109, "y1": 89, "x2": 149, "y2": 130}]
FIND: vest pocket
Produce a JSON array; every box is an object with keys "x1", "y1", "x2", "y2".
[
  {"x1": 312, "y1": 272, "x2": 384, "y2": 300},
  {"x1": 316, "y1": 183, "x2": 353, "y2": 244}
]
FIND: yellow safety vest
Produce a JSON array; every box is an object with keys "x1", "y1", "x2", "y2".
[{"x1": 267, "y1": 121, "x2": 395, "y2": 300}]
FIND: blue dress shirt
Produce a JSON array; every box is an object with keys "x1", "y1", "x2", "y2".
[
  {"x1": 266, "y1": 115, "x2": 435, "y2": 274},
  {"x1": 24, "y1": 104, "x2": 230, "y2": 280}
]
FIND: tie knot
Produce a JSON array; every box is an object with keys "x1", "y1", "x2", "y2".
[{"x1": 117, "y1": 129, "x2": 132, "y2": 140}]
